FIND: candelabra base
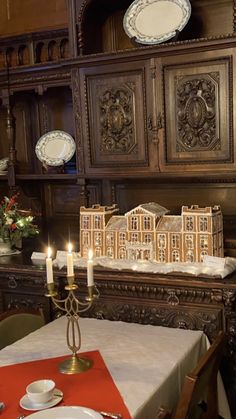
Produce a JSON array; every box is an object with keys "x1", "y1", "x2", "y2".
[{"x1": 59, "y1": 354, "x2": 93, "y2": 374}]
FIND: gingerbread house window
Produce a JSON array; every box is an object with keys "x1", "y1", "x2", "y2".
[
  {"x1": 144, "y1": 216, "x2": 151, "y2": 230},
  {"x1": 131, "y1": 232, "x2": 138, "y2": 243},
  {"x1": 82, "y1": 231, "x2": 90, "y2": 246},
  {"x1": 172, "y1": 250, "x2": 180, "y2": 262},
  {"x1": 186, "y1": 250, "x2": 194, "y2": 262},
  {"x1": 159, "y1": 249, "x2": 166, "y2": 262},
  {"x1": 131, "y1": 216, "x2": 138, "y2": 230},
  {"x1": 95, "y1": 246, "x2": 102, "y2": 257},
  {"x1": 218, "y1": 214, "x2": 223, "y2": 229},
  {"x1": 200, "y1": 235, "x2": 208, "y2": 249},
  {"x1": 171, "y1": 234, "x2": 180, "y2": 249},
  {"x1": 199, "y1": 217, "x2": 208, "y2": 232},
  {"x1": 219, "y1": 234, "x2": 223, "y2": 248},
  {"x1": 185, "y1": 235, "x2": 194, "y2": 249},
  {"x1": 158, "y1": 234, "x2": 166, "y2": 248},
  {"x1": 107, "y1": 247, "x2": 113, "y2": 257},
  {"x1": 119, "y1": 232, "x2": 126, "y2": 246},
  {"x1": 144, "y1": 233, "x2": 152, "y2": 244},
  {"x1": 213, "y1": 235, "x2": 217, "y2": 251},
  {"x1": 106, "y1": 232, "x2": 114, "y2": 246},
  {"x1": 200, "y1": 250, "x2": 208, "y2": 261},
  {"x1": 94, "y1": 232, "x2": 102, "y2": 246},
  {"x1": 82, "y1": 215, "x2": 90, "y2": 229},
  {"x1": 186, "y1": 216, "x2": 194, "y2": 231},
  {"x1": 119, "y1": 247, "x2": 126, "y2": 259},
  {"x1": 94, "y1": 215, "x2": 102, "y2": 229}
]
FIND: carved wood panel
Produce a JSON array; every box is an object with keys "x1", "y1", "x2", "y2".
[
  {"x1": 79, "y1": 61, "x2": 149, "y2": 173},
  {"x1": 163, "y1": 54, "x2": 234, "y2": 172},
  {"x1": 85, "y1": 300, "x2": 223, "y2": 339}
]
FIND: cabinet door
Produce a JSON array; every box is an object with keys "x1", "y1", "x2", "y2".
[
  {"x1": 78, "y1": 61, "x2": 150, "y2": 175},
  {"x1": 161, "y1": 49, "x2": 235, "y2": 173}
]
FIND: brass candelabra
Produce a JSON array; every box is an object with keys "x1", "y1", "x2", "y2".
[{"x1": 46, "y1": 275, "x2": 99, "y2": 374}]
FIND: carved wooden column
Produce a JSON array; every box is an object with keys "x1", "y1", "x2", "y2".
[
  {"x1": 66, "y1": 0, "x2": 78, "y2": 57},
  {"x1": 1, "y1": 85, "x2": 16, "y2": 189}
]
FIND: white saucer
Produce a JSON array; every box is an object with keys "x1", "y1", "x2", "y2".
[{"x1": 20, "y1": 388, "x2": 63, "y2": 411}]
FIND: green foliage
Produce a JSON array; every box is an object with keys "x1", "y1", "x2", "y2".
[{"x1": 0, "y1": 194, "x2": 39, "y2": 245}]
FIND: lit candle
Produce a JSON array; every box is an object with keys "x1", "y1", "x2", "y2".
[
  {"x1": 67, "y1": 242, "x2": 74, "y2": 277},
  {"x1": 46, "y1": 247, "x2": 53, "y2": 284},
  {"x1": 87, "y1": 249, "x2": 94, "y2": 287}
]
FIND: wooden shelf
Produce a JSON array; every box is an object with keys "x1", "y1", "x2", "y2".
[{"x1": 16, "y1": 174, "x2": 78, "y2": 181}]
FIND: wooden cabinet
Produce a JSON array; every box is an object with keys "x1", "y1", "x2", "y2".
[
  {"x1": 161, "y1": 49, "x2": 235, "y2": 173},
  {"x1": 76, "y1": 45, "x2": 236, "y2": 177},
  {"x1": 78, "y1": 60, "x2": 150, "y2": 175}
]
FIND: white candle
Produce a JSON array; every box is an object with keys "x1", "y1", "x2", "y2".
[
  {"x1": 87, "y1": 249, "x2": 94, "y2": 287},
  {"x1": 67, "y1": 242, "x2": 74, "y2": 277},
  {"x1": 46, "y1": 247, "x2": 53, "y2": 284}
]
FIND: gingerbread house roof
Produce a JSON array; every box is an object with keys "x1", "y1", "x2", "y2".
[
  {"x1": 125, "y1": 202, "x2": 169, "y2": 217},
  {"x1": 106, "y1": 216, "x2": 127, "y2": 231},
  {"x1": 157, "y1": 215, "x2": 182, "y2": 232}
]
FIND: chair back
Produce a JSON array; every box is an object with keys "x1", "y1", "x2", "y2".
[
  {"x1": 156, "y1": 406, "x2": 172, "y2": 418},
  {"x1": 173, "y1": 330, "x2": 227, "y2": 419},
  {"x1": 0, "y1": 308, "x2": 45, "y2": 350}
]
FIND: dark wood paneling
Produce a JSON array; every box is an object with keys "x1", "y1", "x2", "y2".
[{"x1": 0, "y1": 0, "x2": 68, "y2": 38}]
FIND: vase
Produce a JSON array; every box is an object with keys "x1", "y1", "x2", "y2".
[{"x1": 0, "y1": 238, "x2": 12, "y2": 254}]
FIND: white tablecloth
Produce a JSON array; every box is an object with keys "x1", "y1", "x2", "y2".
[{"x1": 0, "y1": 317, "x2": 231, "y2": 419}]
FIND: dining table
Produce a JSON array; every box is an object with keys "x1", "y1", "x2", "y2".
[{"x1": 0, "y1": 316, "x2": 232, "y2": 419}]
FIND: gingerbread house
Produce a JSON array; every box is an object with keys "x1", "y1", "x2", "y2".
[{"x1": 80, "y1": 203, "x2": 224, "y2": 263}]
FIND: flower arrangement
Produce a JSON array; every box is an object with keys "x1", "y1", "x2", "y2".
[{"x1": 0, "y1": 193, "x2": 39, "y2": 247}]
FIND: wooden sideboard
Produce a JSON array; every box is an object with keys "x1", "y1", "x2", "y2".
[{"x1": 0, "y1": 249, "x2": 236, "y2": 415}]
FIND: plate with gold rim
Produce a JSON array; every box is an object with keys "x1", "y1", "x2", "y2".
[
  {"x1": 26, "y1": 406, "x2": 103, "y2": 418},
  {"x1": 35, "y1": 130, "x2": 76, "y2": 166},
  {"x1": 123, "y1": 0, "x2": 191, "y2": 45}
]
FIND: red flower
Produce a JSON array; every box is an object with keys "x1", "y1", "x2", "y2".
[
  {"x1": 5, "y1": 193, "x2": 19, "y2": 212},
  {"x1": 11, "y1": 223, "x2": 17, "y2": 231}
]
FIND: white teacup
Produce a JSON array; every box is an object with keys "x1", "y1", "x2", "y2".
[{"x1": 26, "y1": 379, "x2": 55, "y2": 404}]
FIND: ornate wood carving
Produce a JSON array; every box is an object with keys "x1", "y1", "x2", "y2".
[
  {"x1": 177, "y1": 74, "x2": 219, "y2": 152},
  {"x1": 85, "y1": 301, "x2": 222, "y2": 338},
  {"x1": 163, "y1": 56, "x2": 233, "y2": 171},
  {"x1": 80, "y1": 63, "x2": 148, "y2": 171},
  {"x1": 100, "y1": 85, "x2": 134, "y2": 154},
  {"x1": 71, "y1": 67, "x2": 84, "y2": 172}
]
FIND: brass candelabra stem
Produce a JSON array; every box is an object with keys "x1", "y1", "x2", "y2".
[{"x1": 46, "y1": 277, "x2": 99, "y2": 374}]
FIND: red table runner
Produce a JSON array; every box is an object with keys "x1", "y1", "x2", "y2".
[{"x1": 0, "y1": 350, "x2": 131, "y2": 418}]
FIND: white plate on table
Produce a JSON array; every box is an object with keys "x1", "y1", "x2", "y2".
[
  {"x1": 123, "y1": 0, "x2": 191, "y2": 45},
  {"x1": 26, "y1": 406, "x2": 103, "y2": 418},
  {"x1": 35, "y1": 130, "x2": 76, "y2": 166},
  {"x1": 20, "y1": 388, "x2": 63, "y2": 411}
]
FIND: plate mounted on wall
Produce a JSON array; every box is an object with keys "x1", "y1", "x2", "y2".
[{"x1": 123, "y1": 0, "x2": 191, "y2": 45}]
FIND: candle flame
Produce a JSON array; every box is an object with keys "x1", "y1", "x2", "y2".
[
  {"x1": 88, "y1": 249, "x2": 93, "y2": 260},
  {"x1": 68, "y1": 242, "x2": 73, "y2": 253},
  {"x1": 47, "y1": 247, "x2": 52, "y2": 258}
]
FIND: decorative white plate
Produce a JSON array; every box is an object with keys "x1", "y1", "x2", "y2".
[
  {"x1": 123, "y1": 0, "x2": 191, "y2": 45},
  {"x1": 26, "y1": 406, "x2": 103, "y2": 418},
  {"x1": 20, "y1": 388, "x2": 63, "y2": 411},
  {"x1": 35, "y1": 130, "x2": 76, "y2": 166}
]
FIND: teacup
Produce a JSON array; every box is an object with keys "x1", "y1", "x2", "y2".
[{"x1": 26, "y1": 379, "x2": 55, "y2": 404}]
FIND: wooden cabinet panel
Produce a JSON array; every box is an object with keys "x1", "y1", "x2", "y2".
[
  {"x1": 79, "y1": 61, "x2": 149, "y2": 174},
  {"x1": 161, "y1": 50, "x2": 235, "y2": 172}
]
